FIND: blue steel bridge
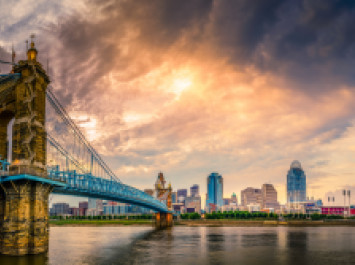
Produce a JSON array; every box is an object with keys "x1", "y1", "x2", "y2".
[
  {"x1": 0, "y1": 55, "x2": 168, "y2": 214},
  {"x1": 0, "y1": 40, "x2": 173, "y2": 256}
]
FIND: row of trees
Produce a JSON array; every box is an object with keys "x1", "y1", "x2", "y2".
[
  {"x1": 180, "y1": 211, "x2": 348, "y2": 220},
  {"x1": 205, "y1": 211, "x2": 278, "y2": 220},
  {"x1": 51, "y1": 212, "x2": 350, "y2": 221},
  {"x1": 180, "y1": 213, "x2": 201, "y2": 219},
  {"x1": 50, "y1": 214, "x2": 153, "y2": 220}
]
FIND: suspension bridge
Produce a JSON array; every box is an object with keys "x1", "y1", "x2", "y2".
[{"x1": 0, "y1": 40, "x2": 172, "y2": 256}]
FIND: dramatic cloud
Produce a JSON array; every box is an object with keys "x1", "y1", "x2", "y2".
[{"x1": 1, "y1": 0, "x2": 355, "y2": 205}]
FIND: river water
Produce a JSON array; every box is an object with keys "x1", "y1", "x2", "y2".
[{"x1": 0, "y1": 226, "x2": 354, "y2": 265}]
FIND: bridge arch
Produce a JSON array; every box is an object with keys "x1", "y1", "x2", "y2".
[{"x1": 0, "y1": 110, "x2": 14, "y2": 163}]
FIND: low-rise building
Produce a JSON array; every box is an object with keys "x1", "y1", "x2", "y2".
[
  {"x1": 185, "y1": 196, "x2": 201, "y2": 213},
  {"x1": 50, "y1": 203, "x2": 70, "y2": 216},
  {"x1": 321, "y1": 206, "x2": 355, "y2": 216}
]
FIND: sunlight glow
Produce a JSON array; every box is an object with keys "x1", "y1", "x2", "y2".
[{"x1": 171, "y1": 77, "x2": 192, "y2": 99}]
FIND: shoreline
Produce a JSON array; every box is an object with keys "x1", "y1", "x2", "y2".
[
  {"x1": 49, "y1": 219, "x2": 355, "y2": 227},
  {"x1": 176, "y1": 220, "x2": 355, "y2": 227}
]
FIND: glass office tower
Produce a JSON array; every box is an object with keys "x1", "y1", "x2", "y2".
[
  {"x1": 206, "y1": 172, "x2": 223, "y2": 210},
  {"x1": 287, "y1": 160, "x2": 306, "y2": 203}
]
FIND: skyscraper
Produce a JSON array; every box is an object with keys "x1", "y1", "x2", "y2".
[
  {"x1": 241, "y1": 187, "x2": 262, "y2": 207},
  {"x1": 287, "y1": 160, "x2": 306, "y2": 203},
  {"x1": 261, "y1": 183, "x2": 279, "y2": 209},
  {"x1": 177, "y1": 189, "x2": 188, "y2": 203},
  {"x1": 171, "y1": 192, "x2": 177, "y2": 203},
  {"x1": 190, "y1": 184, "x2": 199, "y2": 197},
  {"x1": 206, "y1": 172, "x2": 223, "y2": 211}
]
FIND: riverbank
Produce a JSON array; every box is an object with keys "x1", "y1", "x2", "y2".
[
  {"x1": 49, "y1": 219, "x2": 355, "y2": 227},
  {"x1": 50, "y1": 219, "x2": 153, "y2": 226},
  {"x1": 176, "y1": 219, "x2": 355, "y2": 227}
]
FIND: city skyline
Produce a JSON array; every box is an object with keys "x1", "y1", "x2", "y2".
[{"x1": 1, "y1": 1, "x2": 355, "y2": 207}]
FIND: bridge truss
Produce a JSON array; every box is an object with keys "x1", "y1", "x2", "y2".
[
  {"x1": 45, "y1": 87, "x2": 168, "y2": 212},
  {"x1": 0, "y1": 72, "x2": 168, "y2": 212}
]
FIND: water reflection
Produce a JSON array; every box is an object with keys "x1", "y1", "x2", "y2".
[
  {"x1": 0, "y1": 253, "x2": 48, "y2": 265},
  {"x1": 286, "y1": 231, "x2": 309, "y2": 265},
  {"x1": 0, "y1": 227, "x2": 354, "y2": 265},
  {"x1": 207, "y1": 228, "x2": 226, "y2": 264}
]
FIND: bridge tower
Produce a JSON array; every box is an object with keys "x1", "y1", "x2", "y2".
[
  {"x1": 0, "y1": 38, "x2": 52, "y2": 255},
  {"x1": 154, "y1": 172, "x2": 173, "y2": 228}
]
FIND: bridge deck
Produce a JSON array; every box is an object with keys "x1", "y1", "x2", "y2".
[{"x1": 0, "y1": 172, "x2": 169, "y2": 213}]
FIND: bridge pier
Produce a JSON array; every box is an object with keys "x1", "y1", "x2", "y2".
[
  {"x1": 0, "y1": 180, "x2": 52, "y2": 255},
  {"x1": 155, "y1": 212, "x2": 173, "y2": 229}
]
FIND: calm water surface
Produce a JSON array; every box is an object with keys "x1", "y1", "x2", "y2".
[{"x1": 0, "y1": 226, "x2": 354, "y2": 265}]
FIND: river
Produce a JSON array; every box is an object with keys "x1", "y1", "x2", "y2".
[{"x1": 0, "y1": 226, "x2": 354, "y2": 264}]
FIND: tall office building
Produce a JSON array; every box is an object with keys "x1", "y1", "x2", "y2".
[
  {"x1": 171, "y1": 192, "x2": 177, "y2": 203},
  {"x1": 177, "y1": 189, "x2": 188, "y2": 203},
  {"x1": 287, "y1": 160, "x2": 306, "y2": 203},
  {"x1": 261, "y1": 184, "x2": 279, "y2": 209},
  {"x1": 190, "y1": 184, "x2": 199, "y2": 197},
  {"x1": 79, "y1": 201, "x2": 88, "y2": 216},
  {"x1": 241, "y1": 187, "x2": 262, "y2": 207},
  {"x1": 206, "y1": 172, "x2": 223, "y2": 211}
]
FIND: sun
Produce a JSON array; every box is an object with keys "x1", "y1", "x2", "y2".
[{"x1": 171, "y1": 77, "x2": 192, "y2": 99}]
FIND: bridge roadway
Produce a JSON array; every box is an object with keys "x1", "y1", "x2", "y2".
[{"x1": 0, "y1": 166, "x2": 169, "y2": 213}]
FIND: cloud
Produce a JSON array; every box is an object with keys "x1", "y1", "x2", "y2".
[{"x1": 2, "y1": 0, "x2": 355, "y2": 205}]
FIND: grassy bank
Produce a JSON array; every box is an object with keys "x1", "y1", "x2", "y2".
[
  {"x1": 49, "y1": 219, "x2": 355, "y2": 227},
  {"x1": 50, "y1": 219, "x2": 153, "y2": 226},
  {"x1": 176, "y1": 219, "x2": 355, "y2": 227}
]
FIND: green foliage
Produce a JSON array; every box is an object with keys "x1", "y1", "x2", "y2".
[
  {"x1": 180, "y1": 213, "x2": 201, "y2": 220},
  {"x1": 203, "y1": 211, "x2": 278, "y2": 220}
]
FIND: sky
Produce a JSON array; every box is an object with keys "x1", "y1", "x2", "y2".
[{"x1": 1, "y1": 0, "x2": 355, "y2": 207}]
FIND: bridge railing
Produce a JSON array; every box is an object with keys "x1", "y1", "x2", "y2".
[
  {"x1": 47, "y1": 166, "x2": 168, "y2": 212},
  {"x1": 0, "y1": 159, "x2": 168, "y2": 211}
]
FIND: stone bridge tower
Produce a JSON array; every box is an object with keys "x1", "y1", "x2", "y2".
[
  {"x1": 154, "y1": 172, "x2": 173, "y2": 228},
  {"x1": 0, "y1": 39, "x2": 52, "y2": 255},
  {"x1": 0, "y1": 39, "x2": 49, "y2": 175}
]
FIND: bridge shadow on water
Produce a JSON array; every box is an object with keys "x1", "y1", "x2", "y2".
[
  {"x1": 0, "y1": 253, "x2": 48, "y2": 265},
  {"x1": 0, "y1": 227, "x2": 166, "y2": 265},
  {"x1": 82, "y1": 227, "x2": 175, "y2": 265}
]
